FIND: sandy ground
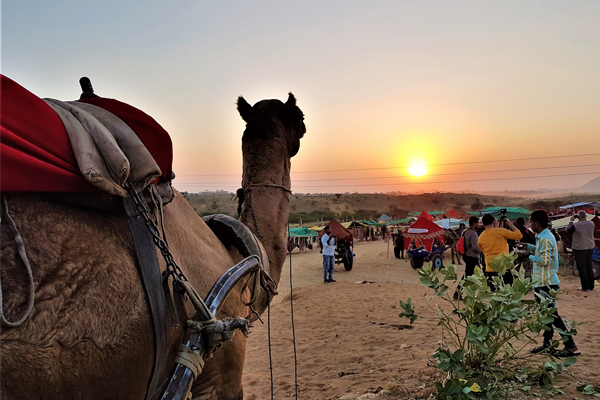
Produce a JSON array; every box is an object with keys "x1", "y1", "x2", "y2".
[{"x1": 242, "y1": 240, "x2": 600, "y2": 400}]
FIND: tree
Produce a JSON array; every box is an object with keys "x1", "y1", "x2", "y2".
[{"x1": 470, "y1": 197, "x2": 482, "y2": 211}]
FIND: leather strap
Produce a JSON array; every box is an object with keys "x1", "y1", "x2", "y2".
[{"x1": 123, "y1": 196, "x2": 169, "y2": 400}]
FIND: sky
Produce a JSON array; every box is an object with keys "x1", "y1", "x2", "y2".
[{"x1": 3, "y1": 0, "x2": 600, "y2": 194}]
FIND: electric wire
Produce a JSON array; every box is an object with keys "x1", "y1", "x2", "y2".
[
  {"x1": 177, "y1": 152, "x2": 600, "y2": 177},
  {"x1": 291, "y1": 170, "x2": 600, "y2": 188},
  {"x1": 281, "y1": 163, "x2": 600, "y2": 183},
  {"x1": 174, "y1": 169, "x2": 600, "y2": 188}
]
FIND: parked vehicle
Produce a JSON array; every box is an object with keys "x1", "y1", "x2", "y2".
[
  {"x1": 407, "y1": 242, "x2": 447, "y2": 270},
  {"x1": 335, "y1": 239, "x2": 354, "y2": 271},
  {"x1": 404, "y1": 211, "x2": 448, "y2": 270}
]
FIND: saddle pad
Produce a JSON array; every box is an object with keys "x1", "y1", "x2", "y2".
[
  {"x1": 0, "y1": 75, "x2": 92, "y2": 192},
  {"x1": 0, "y1": 74, "x2": 173, "y2": 193}
]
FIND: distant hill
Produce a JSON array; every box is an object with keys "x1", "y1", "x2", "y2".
[
  {"x1": 179, "y1": 190, "x2": 600, "y2": 226},
  {"x1": 180, "y1": 191, "x2": 528, "y2": 225},
  {"x1": 579, "y1": 175, "x2": 600, "y2": 192}
]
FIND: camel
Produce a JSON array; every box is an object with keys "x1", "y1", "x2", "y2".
[
  {"x1": 444, "y1": 229, "x2": 462, "y2": 265},
  {"x1": 0, "y1": 92, "x2": 305, "y2": 400}
]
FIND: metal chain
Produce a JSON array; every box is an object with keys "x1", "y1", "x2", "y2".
[{"x1": 124, "y1": 184, "x2": 188, "y2": 283}]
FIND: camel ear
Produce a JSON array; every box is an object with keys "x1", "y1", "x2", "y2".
[
  {"x1": 285, "y1": 93, "x2": 296, "y2": 107},
  {"x1": 237, "y1": 96, "x2": 252, "y2": 122}
]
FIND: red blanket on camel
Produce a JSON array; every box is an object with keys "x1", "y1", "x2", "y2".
[{"x1": 0, "y1": 74, "x2": 173, "y2": 193}]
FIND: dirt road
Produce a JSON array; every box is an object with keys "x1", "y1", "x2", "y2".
[{"x1": 243, "y1": 240, "x2": 600, "y2": 400}]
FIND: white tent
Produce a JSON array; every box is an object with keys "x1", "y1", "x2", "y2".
[
  {"x1": 559, "y1": 201, "x2": 593, "y2": 210},
  {"x1": 434, "y1": 218, "x2": 467, "y2": 229},
  {"x1": 552, "y1": 214, "x2": 595, "y2": 230}
]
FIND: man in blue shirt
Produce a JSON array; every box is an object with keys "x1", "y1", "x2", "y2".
[
  {"x1": 321, "y1": 226, "x2": 336, "y2": 283},
  {"x1": 517, "y1": 210, "x2": 578, "y2": 355}
]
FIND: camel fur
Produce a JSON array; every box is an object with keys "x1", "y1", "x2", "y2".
[{"x1": 0, "y1": 93, "x2": 305, "y2": 400}]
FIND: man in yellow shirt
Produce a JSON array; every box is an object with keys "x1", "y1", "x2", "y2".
[{"x1": 478, "y1": 213, "x2": 523, "y2": 289}]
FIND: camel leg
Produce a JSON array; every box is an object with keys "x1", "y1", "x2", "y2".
[{"x1": 192, "y1": 333, "x2": 245, "y2": 400}]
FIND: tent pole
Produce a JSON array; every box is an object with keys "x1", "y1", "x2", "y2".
[{"x1": 387, "y1": 237, "x2": 390, "y2": 259}]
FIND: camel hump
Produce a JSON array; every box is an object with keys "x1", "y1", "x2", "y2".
[{"x1": 203, "y1": 214, "x2": 269, "y2": 273}]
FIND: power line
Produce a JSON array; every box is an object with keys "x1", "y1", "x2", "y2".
[
  {"x1": 287, "y1": 163, "x2": 600, "y2": 183},
  {"x1": 176, "y1": 152, "x2": 600, "y2": 177},
  {"x1": 291, "y1": 171, "x2": 600, "y2": 188},
  {"x1": 174, "y1": 163, "x2": 600, "y2": 185},
  {"x1": 173, "y1": 170, "x2": 600, "y2": 188}
]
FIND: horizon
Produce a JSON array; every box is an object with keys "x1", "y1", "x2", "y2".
[{"x1": 3, "y1": 1, "x2": 600, "y2": 193}]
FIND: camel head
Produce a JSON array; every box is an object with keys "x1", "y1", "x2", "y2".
[
  {"x1": 236, "y1": 93, "x2": 305, "y2": 296},
  {"x1": 237, "y1": 93, "x2": 305, "y2": 158}
]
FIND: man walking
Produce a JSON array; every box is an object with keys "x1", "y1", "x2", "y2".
[
  {"x1": 454, "y1": 216, "x2": 482, "y2": 300},
  {"x1": 568, "y1": 210, "x2": 596, "y2": 292},
  {"x1": 517, "y1": 210, "x2": 578, "y2": 355},
  {"x1": 478, "y1": 214, "x2": 522, "y2": 289},
  {"x1": 322, "y1": 226, "x2": 336, "y2": 283}
]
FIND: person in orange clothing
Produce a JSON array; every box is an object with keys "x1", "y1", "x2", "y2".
[{"x1": 478, "y1": 213, "x2": 523, "y2": 290}]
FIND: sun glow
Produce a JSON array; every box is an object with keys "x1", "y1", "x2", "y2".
[{"x1": 408, "y1": 162, "x2": 428, "y2": 177}]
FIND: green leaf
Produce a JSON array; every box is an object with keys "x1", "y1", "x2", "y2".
[
  {"x1": 521, "y1": 386, "x2": 531, "y2": 392},
  {"x1": 492, "y1": 371, "x2": 504, "y2": 381}
]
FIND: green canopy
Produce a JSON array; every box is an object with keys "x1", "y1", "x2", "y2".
[
  {"x1": 383, "y1": 217, "x2": 415, "y2": 225},
  {"x1": 481, "y1": 207, "x2": 531, "y2": 220},
  {"x1": 288, "y1": 227, "x2": 318, "y2": 237},
  {"x1": 408, "y1": 211, "x2": 445, "y2": 216},
  {"x1": 466, "y1": 211, "x2": 481, "y2": 215},
  {"x1": 359, "y1": 220, "x2": 386, "y2": 227}
]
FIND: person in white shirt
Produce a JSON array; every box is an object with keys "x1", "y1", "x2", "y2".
[
  {"x1": 321, "y1": 226, "x2": 336, "y2": 283},
  {"x1": 441, "y1": 215, "x2": 451, "y2": 230}
]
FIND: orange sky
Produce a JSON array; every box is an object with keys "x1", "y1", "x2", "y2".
[{"x1": 3, "y1": 1, "x2": 600, "y2": 193}]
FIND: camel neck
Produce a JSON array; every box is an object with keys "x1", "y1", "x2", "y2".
[
  {"x1": 239, "y1": 179, "x2": 291, "y2": 287},
  {"x1": 240, "y1": 138, "x2": 292, "y2": 258}
]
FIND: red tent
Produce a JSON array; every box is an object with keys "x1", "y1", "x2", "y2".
[
  {"x1": 319, "y1": 218, "x2": 354, "y2": 242},
  {"x1": 418, "y1": 211, "x2": 433, "y2": 221},
  {"x1": 404, "y1": 212, "x2": 445, "y2": 252},
  {"x1": 446, "y1": 209, "x2": 459, "y2": 218}
]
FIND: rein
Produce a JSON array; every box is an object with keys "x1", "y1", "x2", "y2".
[
  {"x1": 0, "y1": 195, "x2": 35, "y2": 328},
  {"x1": 244, "y1": 183, "x2": 292, "y2": 194},
  {"x1": 239, "y1": 183, "x2": 299, "y2": 400}
]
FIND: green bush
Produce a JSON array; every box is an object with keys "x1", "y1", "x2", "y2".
[{"x1": 399, "y1": 253, "x2": 578, "y2": 399}]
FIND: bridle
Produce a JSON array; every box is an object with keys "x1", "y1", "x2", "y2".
[
  {"x1": 244, "y1": 183, "x2": 292, "y2": 193},
  {"x1": 240, "y1": 182, "x2": 292, "y2": 242}
]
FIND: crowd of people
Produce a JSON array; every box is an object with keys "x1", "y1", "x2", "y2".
[
  {"x1": 447, "y1": 209, "x2": 595, "y2": 356},
  {"x1": 391, "y1": 209, "x2": 597, "y2": 356},
  {"x1": 318, "y1": 207, "x2": 596, "y2": 356}
]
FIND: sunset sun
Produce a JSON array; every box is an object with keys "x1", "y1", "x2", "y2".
[{"x1": 408, "y1": 162, "x2": 428, "y2": 177}]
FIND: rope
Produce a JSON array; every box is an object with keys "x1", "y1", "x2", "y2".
[
  {"x1": 241, "y1": 182, "x2": 292, "y2": 399},
  {"x1": 243, "y1": 186, "x2": 262, "y2": 242},
  {"x1": 0, "y1": 195, "x2": 35, "y2": 328},
  {"x1": 288, "y1": 223, "x2": 299, "y2": 399},
  {"x1": 174, "y1": 344, "x2": 205, "y2": 379},
  {"x1": 267, "y1": 291, "x2": 274, "y2": 400}
]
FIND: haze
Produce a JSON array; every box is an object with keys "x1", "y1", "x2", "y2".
[{"x1": 3, "y1": 1, "x2": 599, "y2": 193}]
